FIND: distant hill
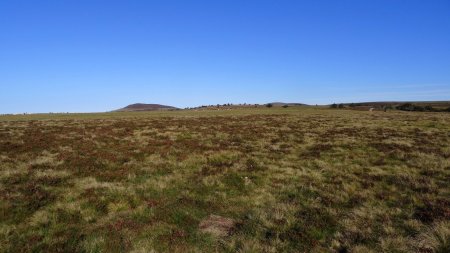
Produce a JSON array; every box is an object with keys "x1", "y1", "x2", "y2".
[
  {"x1": 186, "y1": 102, "x2": 309, "y2": 110},
  {"x1": 268, "y1": 102, "x2": 309, "y2": 107},
  {"x1": 328, "y1": 101, "x2": 450, "y2": 112},
  {"x1": 341, "y1": 101, "x2": 450, "y2": 109},
  {"x1": 115, "y1": 103, "x2": 178, "y2": 112},
  {"x1": 344, "y1": 101, "x2": 450, "y2": 107}
]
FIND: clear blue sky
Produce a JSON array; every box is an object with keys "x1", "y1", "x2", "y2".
[{"x1": 1, "y1": 0, "x2": 449, "y2": 113}]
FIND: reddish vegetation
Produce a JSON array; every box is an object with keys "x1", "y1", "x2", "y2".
[{"x1": 0, "y1": 109, "x2": 449, "y2": 252}]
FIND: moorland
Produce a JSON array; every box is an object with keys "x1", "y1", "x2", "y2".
[{"x1": 1, "y1": 107, "x2": 449, "y2": 252}]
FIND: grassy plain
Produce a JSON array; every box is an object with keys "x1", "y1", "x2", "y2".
[{"x1": 1, "y1": 107, "x2": 449, "y2": 252}]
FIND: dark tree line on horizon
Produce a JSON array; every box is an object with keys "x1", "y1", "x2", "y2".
[{"x1": 330, "y1": 102, "x2": 450, "y2": 112}]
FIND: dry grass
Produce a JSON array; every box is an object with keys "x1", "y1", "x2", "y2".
[{"x1": 1, "y1": 107, "x2": 449, "y2": 252}]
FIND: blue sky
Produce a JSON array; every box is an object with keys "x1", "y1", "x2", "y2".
[{"x1": 1, "y1": 0, "x2": 449, "y2": 113}]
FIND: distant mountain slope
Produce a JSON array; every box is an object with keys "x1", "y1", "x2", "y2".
[{"x1": 115, "y1": 103, "x2": 178, "y2": 112}]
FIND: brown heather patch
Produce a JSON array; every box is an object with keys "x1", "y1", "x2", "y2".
[{"x1": 0, "y1": 108, "x2": 449, "y2": 252}]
